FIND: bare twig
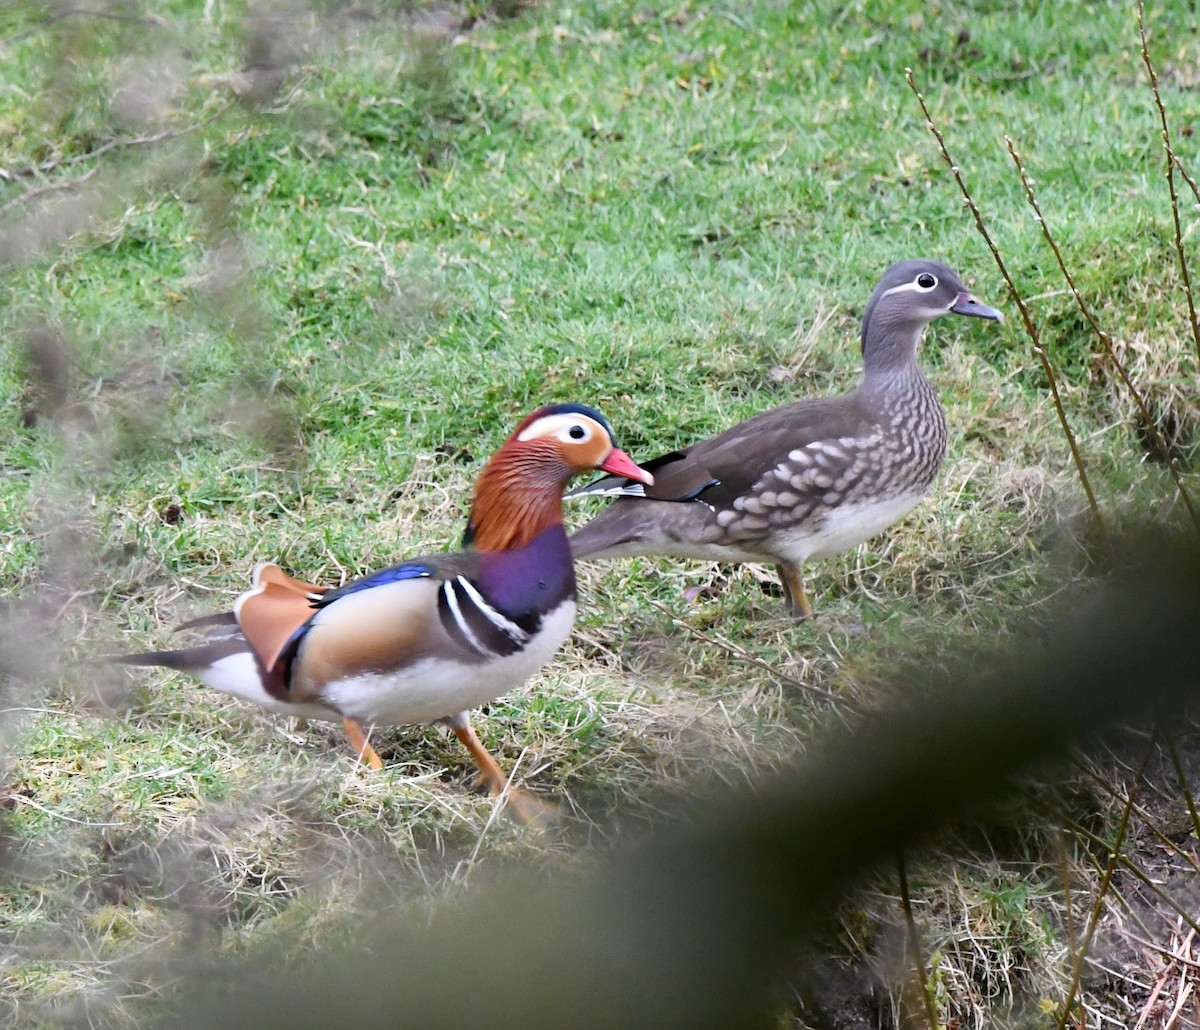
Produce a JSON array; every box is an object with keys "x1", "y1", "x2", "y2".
[
  {"x1": 897, "y1": 851, "x2": 943, "y2": 1030},
  {"x1": 0, "y1": 165, "x2": 98, "y2": 220},
  {"x1": 1134, "y1": 944, "x2": 1173, "y2": 1030},
  {"x1": 1004, "y1": 135, "x2": 1200, "y2": 537},
  {"x1": 1161, "y1": 728, "x2": 1200, "y2": 849},
  {"x1": 1055, "y1": 810, "x2": 1200, "y2": 936},
  {"x1": 0, "y1": 101, "x2": 234, "y2": 234},
  {"x1": 0, "y1": 126, "x2": 183, "y2": 183},
  {"x1": 1135, "y1": 926, "x2": 1197, "y2": 1030},
  {"x1": 1172, "y1": 154, "x2": 1200, "y2": 208},
  {"x1": 1138, "y1": 0, "x2": 1200, "y2": 362},
  {"x1": 1164, "y1": 978, "x2": 1192, "y2": 1029},
  {"x1": 1058, "y1": 831, "x2": 1087, "y2": 1030},
  {"x1": 905, "y1": 69, "x2": 1108, "y2": 552},
  {"x1": 7, "y1": 792, "x2": 125, "y2": 828},
  {"x1": 1055, "y1": 736, "x2": 1155, "y2": 1030},
  {"x1": 1124, "y1": 929, "x2": 1200, "y2": 974},
  {"x1": 1071, "y1": 758, "x2": 1200, "y2": 880}
]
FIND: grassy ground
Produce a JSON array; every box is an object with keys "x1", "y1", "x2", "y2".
[{"x1": 2, "y1": 0, "x2": 1199, "y2": 1026}]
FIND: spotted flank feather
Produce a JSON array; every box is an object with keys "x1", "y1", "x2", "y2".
[{"x1": 568, "y1": 259, "x2": 1003, "y2": 618}]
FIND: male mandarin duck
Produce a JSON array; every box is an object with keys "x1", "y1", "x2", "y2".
[
  {"x1": 116, "y1": 403, "x2": 653, "y2": 820},
  {"x1": 567, "y1": 260, "x2": 1003, "y2": 618}
]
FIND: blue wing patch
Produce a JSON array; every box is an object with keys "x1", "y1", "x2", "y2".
[
  {"x1": 314, "y1": 562, "x2": 436, "y2": 607},
  {"x1": 272, "y1": 562, "x2": 436, "y2": 692}
]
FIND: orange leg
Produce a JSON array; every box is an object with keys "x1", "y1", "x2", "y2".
[
  {"x1": 777, "y1": 563, "x2": 813, "y2": 620},
  {"x1": 343, "y1": 717, "x2": 383, "y2": 771},
  {"x1": 451, "y1": 721, "x2": 557, "y2": 827}
]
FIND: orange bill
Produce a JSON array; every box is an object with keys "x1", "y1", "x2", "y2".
[{"x1": 599, "y1": 447, "x2": 654, "y2": 486}]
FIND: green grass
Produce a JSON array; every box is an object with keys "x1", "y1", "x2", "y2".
[{"x1": 3, "y1": 0, "x2": 1200, "y2": 1026}]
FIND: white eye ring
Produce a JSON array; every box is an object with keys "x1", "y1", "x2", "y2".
[
  {"x1": 517, "y1": 412, "x2": 604, "y2": 444},
  {"x1": 915, "y1": 272, "x2": 938, "y2": 290}
]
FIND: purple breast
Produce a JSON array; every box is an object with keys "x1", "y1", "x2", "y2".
[{"x1": 476, "y1": 526, "x2": 576, "y2": 620}]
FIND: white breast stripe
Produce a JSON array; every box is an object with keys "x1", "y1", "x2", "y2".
[
  {"x1": 441, "y1": 580, "x2": 490, "y2": 656},
  {"x1": 454, "y1": 577, "x2": 530, "y2": 644}
]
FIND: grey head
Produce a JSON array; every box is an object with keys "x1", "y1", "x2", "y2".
[{"x1": 859, "y1": 259, "x2": 1003, "y2": 377}]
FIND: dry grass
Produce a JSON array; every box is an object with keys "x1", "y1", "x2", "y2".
[{"x1": 3, "y1": 0, "x2": 1200, "y2": 1027}]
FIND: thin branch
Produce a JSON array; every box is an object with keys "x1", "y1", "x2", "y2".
[
  {"x1": 1004, "y1": 135, "x2": 1200, "y2": 538},
  {"x1": 1058, "y1": 832, "x2": 1087, "y2": 1030},
  {"x1": 0, "y1": 101, "x2": 234, "y2": 225},
  {"x1": 897, "y1": 851, "x2": 943, "y2": 1030},
  {"x1": 1055, "y1": 735, "x2": 1155, "y2": 1030},
  {"x1": 905, "y1": 69, "x2": 1108, "y2": 552},
  {"x1": 0, "y1": 165, "x2": 98, "y2": 220},
  {"x1": 1065, "y1": 815, "x2": 1200, "y2": 939},
  {"x1": 1070, "y1": 758, "x2": 1200, "y2": 878},
  {"x1": 1172, "y1": 153, "x2": 1200, "y2": 208},
  {"x1": 1134, "y1": 945, "x2": 1175, "y2": 1030},
  {"x1": 1124, "y1": 929, "x2": 1200, "y2": 973},
  {"x1": 1138, "y1": 0, "x2": 1200, "y2": 362},
  {"x1": 0, "y1": 125, "x2": 182, "y2": 182},
  {"x1": 1135, "y1": 926, "x2": 1197, "y2": 1030},
  {"x1": 7, "y1": 792, "x2": 125, "y2": 828},
  {"x1": 1162, "y1": 727, "x2": 1200, "y2": 849}
]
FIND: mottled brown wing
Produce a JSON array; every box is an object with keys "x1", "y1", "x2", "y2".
[{"x1": 652, "y1": 394, "x2": 877, "y2": 510}]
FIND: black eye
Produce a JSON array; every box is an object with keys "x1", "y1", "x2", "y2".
[
  {"x1": 568, "y1": 425, "x2": 586, "y2": 440},
  {"x1": 916, "y1": 273, "x2": 937, "y2": 289}
]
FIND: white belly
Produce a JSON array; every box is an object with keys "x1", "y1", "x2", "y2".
[
  {"x1": 199, "y1": 652, "x2": 339, "y2": 721},
  {"x1": 626, "y1": 491, "x2": 928, "y2": 568},
  {"x1": 322, "y1": 601, "x2": 577, "y2": 726},
  {"x1": 777, "y1": 490, "x2": 926, "y2": 563}
]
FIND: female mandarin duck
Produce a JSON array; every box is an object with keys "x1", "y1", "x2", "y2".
[
  {"x1": 116, "y1": 404, "x2": 652, "y2": 820},
  {"x1": 567, "y1": 260, "x2": 1003, "y2": 618}
]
